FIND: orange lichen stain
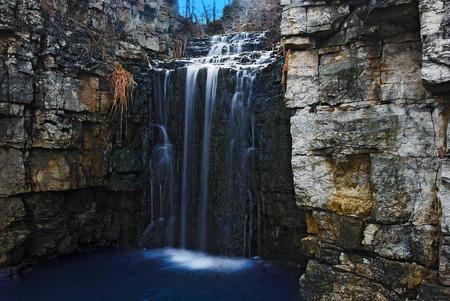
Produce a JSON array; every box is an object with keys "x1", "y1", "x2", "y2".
[
  {"x1": 306, "y1": 212, "x2": 319, "y2": 234},
  {"x1": 78, "y1": 75, "x2": 100, "y2": 112},
  {"x1": 328, "y1": 155, "x2": 374, "y2": 218},
  {"x1": 403, "y1": 264, "x2": 437, "y2": 290},
  {"x1": 329, "y1": 195, "x2": 373, "y2": 218},
  {"x1": 33, "y1": 158, "x2": 71, "y2": 191}
]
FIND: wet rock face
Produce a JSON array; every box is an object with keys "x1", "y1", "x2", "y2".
[
  {"x1": 0, "y1": 0, "x2": 173, "y2": 267},
  {"x1": 282, "y1": 0, "x2": 450, "y2": 299}
]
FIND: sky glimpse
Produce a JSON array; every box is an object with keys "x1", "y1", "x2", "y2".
[{"x1": 178, "y1": 0, "x2": 230, "y2": 20}]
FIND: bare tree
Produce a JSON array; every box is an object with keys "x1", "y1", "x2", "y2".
[{"x1": 200, "y1": 0, "x2": 211, "y2": 23}]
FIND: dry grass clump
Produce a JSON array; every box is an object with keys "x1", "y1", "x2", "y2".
[{"x1": 109, "y1": 63, "x2": 136, "y2": 116}]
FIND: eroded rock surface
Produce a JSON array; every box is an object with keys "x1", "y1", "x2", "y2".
[
  {"x1": 282, "y1": 0, "x2": 450, "y2": 299},
  {"x1": 0, "y1": 0, "x2": 173, "y2": 267}
]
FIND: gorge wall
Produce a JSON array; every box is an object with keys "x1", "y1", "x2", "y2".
[
  {"x1": 281, "y1": 0, "x2": 450, "y2": 299},
  {"x1": 2, "y1": 0, "x2": 450, "y2": 300},
  {"x1": 0, "y1": 0, "x2": 174, "y2": 268},
  {"x1": 0, "y1": 0, "x2": 301, "y2": 270}
]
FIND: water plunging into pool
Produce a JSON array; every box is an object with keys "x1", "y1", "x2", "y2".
[
  {"x1": 0, "y1": 32, "x2": 302, "y2": 301},
  {"x1": 146, "y1": 69, "x2": 176, "y2": 247},
  {"x1": 180, "y1": 66, "x2": 200, "y2": 249},
  {"x1": 148, "y1": 32, "x2": 276, "y2": 255},
  {"x1": 198, "y1": 66, "x2": 219, "y2": 251},
  {"x1": 0, "y1": 249, "x2": 301, "y2": 300}
]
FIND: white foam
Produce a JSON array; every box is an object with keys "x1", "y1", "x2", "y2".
[{"x1": 143, "y1": 248, "x2": 254, "y2": 272}]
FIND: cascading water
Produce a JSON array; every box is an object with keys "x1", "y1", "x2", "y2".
[
  {"x1": 0, "y1": 33, "x2": 303, "y2": 301},
  {"x1": 147, "y1": 31, "x2": 278, "y2": 256},
  {"x1": 226, "y1": 69, "x2": 259, "y2": 256},
  {"x1": 198, "y1": 66, "x2": 219, "y2": 251},
  {"x1": 180, "y1": 66, "x2": 200, "y2": 248},
  {"x1": 145, "y1": 69, "x2": 175, "y2": 246}
]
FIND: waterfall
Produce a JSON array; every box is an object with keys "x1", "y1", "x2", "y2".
[
  {"x1": 145, "y1": 69, "x2": 175, "y2": 246},
  {"x1": 149, "y1": 31, "x2": 276, "y2": 255},
  {"x1": 198, "y1": 66, "x2": 219, "y2": 251},
  {"x1": 180, "y1": 66, "x2": 200, "y2": 248}
]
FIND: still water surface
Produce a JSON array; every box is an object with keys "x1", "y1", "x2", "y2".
[{"x1": 0, "y1": 249, "x2": 302, "y2": 301}]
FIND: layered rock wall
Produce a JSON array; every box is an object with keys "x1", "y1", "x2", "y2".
[
  {"x1": 282, "y1": 0, "x2": 450, "y2": 299},
  {"x1": 0, "y1": 0, "x2": 173, "y2": 267}
]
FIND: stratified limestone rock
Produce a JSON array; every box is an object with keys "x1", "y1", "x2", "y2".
[
  {"x1": 0, "y1": 230, "x2": 29, "y2": 266},
  {"x1": 362, "y1": 223, "x2": 439, "y2": 267},
  {"x1": 328, "y1": 155, "x2": 373, "y2": 218},
  {"x1": 318, "y1": 45, "x2": 381, "y2": 105},
  {"x1": 0, "y1": 197, "x2": 29, "y2": 266},
  {"x1": 0, "y1": 148, "x2": 28, "y2": 196},
  {"x1": 280, "y1": 5, "x2": 307, "y2": 37},
  {"x1": 282, "y1": 36, "x2": 315, "y2": 50},
  {"x1": 313, "y1": 211, "x2": 363, "y2": 249},
  {"x1": 440, "y1": 236, "x2": 450, "y2": 286},
  {"x1": 281, "y1": 2, "x2": 349, "y2": 37},
  {"x1": 336, "y1": 252, "x2": 437, "y2": 296},
  {"x1": 18, "y1": 189, "x2": 139, "y2": 260},
  {"x1": 109, "y1": 149, "x2": 143, "y2": 174},
  {"x1": 285, "y1": 50, "x2": 319, "y2": 108},
  {"x1": 300, "y1": 260, "x2": 401, "y2": 301},
  {"x1": 291, "y1": 104, "x2": 441, "y2": 157},
  {"x1": 283, "y1": 0, "x2": 450, "y2": 298},
  {"x1": 30, "y1": 150, "x2": 79, "y2": 192},
  {"x1": 417, "y1": 282, "x2": 450, "y2": 301},
  {"x1": 292, "y1": 156, "x2": 334, "y2": 209},
  {"x1": 300, "y1": 251, "x2": 439, "y2": 300},
  {"x1": 6, "y1": 57, "x2": 34, "y2": 105},
  {"x1": 0, "y1": 115, "x2": 26, "y2": 147},
  {"x1": 418, "y1": 0, "x2": 450, "y2": 94},
  {"x1": 380, "y1": 39, "x2": 429, "y2": 102},
  {"x1": 285, "y1": 34, "x2": 428, "y2": 108},
  {"x1": 41, "y1": 72, "x2": 84, "y2": 112},
  {"x1": 292, "y1": 155, "x2": 373, "y2": 218},
  {"x1": 32, "y1": 110, "x2": 82, "y2": 149},
  {"x1": 0, "y1": 0, "x2": 175, "y2": 266},
  {"x1": 440, "y1": 157, "x2": 450, "y2": 235},
  {"x1": 439, "y1": 159, "x2": 450, "y2": 285},
  {"x1": 0, "y1": 198, "x2": 26, "y2": 230},
  {"x1": 371, "y1": 155, "x2": 439, "y2": 225}
]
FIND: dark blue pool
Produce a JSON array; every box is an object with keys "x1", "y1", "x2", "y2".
[{"x1": 0, "y1": 249, "x2": 302, "y2": 301}]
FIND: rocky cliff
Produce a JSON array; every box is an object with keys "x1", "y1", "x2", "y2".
[
  {"x1": 0, "y1": 0, "x2": 174, "y2": 268},
  {"x1": 281, "y1": 0, "x2": 450, "y2": 299}
]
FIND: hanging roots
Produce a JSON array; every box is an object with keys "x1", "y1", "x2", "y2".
[{"x1": 109, "y1": 63, "x2": 136, "y2": 116}]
